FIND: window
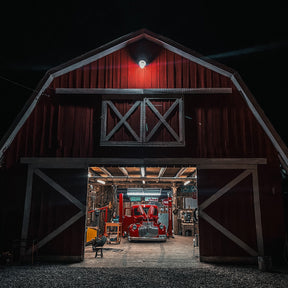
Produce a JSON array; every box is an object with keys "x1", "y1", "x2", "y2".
[{"x1": 100, "y1": 96, "x2": 184, "y2": 146}]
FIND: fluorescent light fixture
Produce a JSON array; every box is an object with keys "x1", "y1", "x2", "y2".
[
  {"x1": 127, "y1": 192, "x2": 161, "y2": 196},
  {"x1": 142, "y1": 180, "x2": 145, "y2": 184},
  {"x1": 184, "y1": 180, "x2": 191, "y2": 186},
  {"x1": 141, "y1": 167, "x2": 145, "y2": 177},
  {"x1": 127, "y1": 188, "x2": 161, "y2": 196},
  {"x1": 97, "y1": 179, "x2": 106, "y2": 185},
  {"x1": 139, "y1": 60, "x2": 146, "y2": 69}
]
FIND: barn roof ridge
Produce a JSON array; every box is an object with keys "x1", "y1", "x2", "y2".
[
  {"x1": 46, "y1": 28, "x2": 236, "y2": 79},
  {"x1": 0, "y1": 29, "x2": 288, "y2": 167}
]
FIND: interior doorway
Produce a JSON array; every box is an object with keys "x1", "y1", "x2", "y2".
[{"x1": 84, "y1": 165, "x2": 199, "y2": 265}]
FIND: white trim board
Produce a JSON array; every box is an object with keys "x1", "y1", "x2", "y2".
[
  {"x1": 21, "y1": 157, "x2": 267, "y2": 168},
  {"x1": 55, "y1": 88, "x2": 233, "y2": 95}
]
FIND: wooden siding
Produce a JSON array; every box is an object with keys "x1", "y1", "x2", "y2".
[
  {"x1": 2, "y1": 42, "x2": 276, "y2": 167},
  {"x1": 0, "y1": 32, "x2": 286, "y2": 265},
  {"x1": 198, "y1": 169, "x2": 258, "y2": 260},
  {"x1": 27, "y1": 168, "x2": 87, "y2": 260},
  {"x1": 50, "y1": 46, "x2": 231, "y2": 90},
  {"x1": 198, "y1": 164, "x2": 285, "y2": 264},
  {"x1": 0, "y1": 166, "x2": 27, "y2": 256}
]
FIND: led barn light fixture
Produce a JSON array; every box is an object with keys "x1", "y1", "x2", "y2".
[{"x1": 138, "y1": 60, "x2": 146, "y2": 69}]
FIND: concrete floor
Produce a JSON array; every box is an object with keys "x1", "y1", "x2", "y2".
[{"x1": 71, "y1": 235, "x2": 211, "y2": 268}]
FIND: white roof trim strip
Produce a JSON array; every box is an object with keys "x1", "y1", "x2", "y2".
[
  {"x1": 52, "y1": 37, "x2": 142, "y2": 78},
  {"x1": 143, "y1": 33, "x2": 233, "y2": 78}
]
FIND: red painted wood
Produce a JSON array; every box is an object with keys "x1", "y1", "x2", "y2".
[
  {"x1": 3, "y1": 41, "x2": 276, "y2": 165},
  {"x1": 0, "y1": 36, "x2": 286, "y2": 263},
  {"x1": 28, "y1": 169, "x2": 87, "y2": 259},
  {"x1": 198, "y1": 169, "x2": 258, "y2": 259}
]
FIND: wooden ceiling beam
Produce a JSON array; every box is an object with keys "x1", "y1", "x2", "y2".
[{"x1": 89, "y1": 176, "x2": 196, "y2": 183}]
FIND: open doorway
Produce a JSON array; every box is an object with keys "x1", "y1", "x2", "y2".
[{"x1": 84, "y1": 165, "x2": 199, "y2": 265}]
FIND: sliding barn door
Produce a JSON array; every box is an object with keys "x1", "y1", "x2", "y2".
[
  {"x1": 197, "y1": 168, "x2": 264, "y2": 263},
  {"x1": 24, "y1": 168, "x2": 87, "y2": 261}
]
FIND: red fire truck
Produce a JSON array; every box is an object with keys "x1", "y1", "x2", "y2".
[{"x1": 122, "y1": 204, "x2": 167, "y2": 242}]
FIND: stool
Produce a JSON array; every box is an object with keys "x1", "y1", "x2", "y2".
[{"x1": 94, "y1": 247, "x2": 103, "y2": 258}]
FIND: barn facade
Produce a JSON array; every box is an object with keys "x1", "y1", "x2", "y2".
[{"x1": 0, "y1": 29, "x2": 287, "y2": 265}]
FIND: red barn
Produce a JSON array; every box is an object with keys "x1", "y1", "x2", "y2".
[{"x1": 0, "y1": 29, "x2": 287, "y2": 265}]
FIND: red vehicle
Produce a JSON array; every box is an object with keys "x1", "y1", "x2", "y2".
[{"x1": 122, "y1": 204, "x2": 167, "y2": 242}]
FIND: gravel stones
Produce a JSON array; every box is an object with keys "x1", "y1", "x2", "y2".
[{"x1": 0, "y1": 264, "x2": 288, "y2": 288}]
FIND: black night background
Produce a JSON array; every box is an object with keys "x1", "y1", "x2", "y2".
[{"x1": 0, "y1": 1, "x2": 287, "y2": 144}]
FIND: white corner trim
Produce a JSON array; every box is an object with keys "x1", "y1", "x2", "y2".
[{"x1": 252, "y1": 168, "x2": 264, "y2": 256}]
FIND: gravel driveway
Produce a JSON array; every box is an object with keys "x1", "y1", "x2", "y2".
[
  {"x1": 1, "y1": 237, "x2": 287, "y2": 287},
  {"x1": 1, "y1": 264, "x2": 288, "y2": 288}
]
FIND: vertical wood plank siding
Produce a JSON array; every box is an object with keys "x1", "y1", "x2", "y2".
[
  {"x1": 3, "y1": 45, "x2": 275, "y2": 166},
  {"x1": 198, "y1": 169, "x2": 258, "y2": 258},
  {"x1": 28, "y1": 168, "x2": 87, "y2": 258}
]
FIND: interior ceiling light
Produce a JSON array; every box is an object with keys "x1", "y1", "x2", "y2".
[
  {"x1": 184, "y1": 180, "x2": 191, "y2": 186},
  {"x1": 127, "y1": 191, "x2": 161, "y2": 196},
  {"x1": 97, "y1": 179, "x2": 106, "y2": 185},
  {"x1": 138, "y1": 60, "x2": 146, "y2": 69},
  {"x1": 141, "y1": 167, "x2": 145, "y2": 177},
  {"x1": 127, "y1": 188, "x2": 161, "y2": 196}
]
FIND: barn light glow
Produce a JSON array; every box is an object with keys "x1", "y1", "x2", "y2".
[
  {"x1": 139, "y1": 60, "x2": 146, "y2": 69},
  {"x1": 97, "y1": 179, "x2": 106, "y2": 185},
  {"x1": 184, "y1": 180, "x2": 191, "y2": 186}
]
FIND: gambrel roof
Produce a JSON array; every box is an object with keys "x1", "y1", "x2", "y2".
[{"x1": 1, "y1": 29, "x2": 287, "y2": 166}]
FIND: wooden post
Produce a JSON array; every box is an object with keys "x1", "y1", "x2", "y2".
[
  {"x1": 167, "y1": 192, "x2": 173, "y2": 237},
  {"x1": 119, "y1": 193, "x2": 123, "y2": 224},
  {"x1": 172, "y1": 185, "x2": 178, "y2": 235},
  {"x1": 252, "y1": 167, "x2": 264, "y2": 257},
  {"x1": 20, "y1": 165, "x2": 34, "y2": 258}
]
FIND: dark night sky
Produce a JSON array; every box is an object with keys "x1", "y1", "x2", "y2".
[{"x1": 0, "y1": 1, "x2": 287, "y2": 145}]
